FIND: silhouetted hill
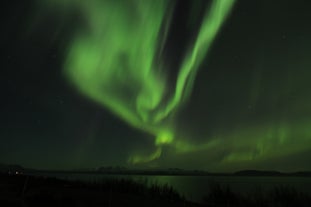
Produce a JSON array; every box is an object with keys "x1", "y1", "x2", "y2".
[
  {"x1": 1, "y1": 163, "x2": 311, "y2": 177},
  {"x1": 234, "y1": 170, "x2": 283, "y2": 176},
  {"x1": 0, "y1": 163, "x2": 24, "y2": 173},
  {"x1": 290, "y1": 171, "x2": 311, "y2": 177},
  {"x1": 233, "y1": 170, "x2": 311, "y2": 177}
]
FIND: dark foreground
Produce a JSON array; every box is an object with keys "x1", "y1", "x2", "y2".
[
  {"x1": 0, "y1": 173, "x2": 197, "y2": 207},
  {"x1": 1, "y1": 173, "x2": 311, "y2": 207}
]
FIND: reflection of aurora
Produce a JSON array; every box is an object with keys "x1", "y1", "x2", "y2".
[{"x1": 46, "y1": 0, "x2": 235, "y2": 163}]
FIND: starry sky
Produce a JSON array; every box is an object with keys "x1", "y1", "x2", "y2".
[{"x1": 1, "y1": 0, "x2": 311, "y2": 172}]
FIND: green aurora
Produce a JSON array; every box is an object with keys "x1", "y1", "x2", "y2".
[
  {"x1": 14, "y1": 0, "x2": 309, "y2": 171},
  {"x1": 47, "y1": 0, "x2": 235, "y2": 163}
]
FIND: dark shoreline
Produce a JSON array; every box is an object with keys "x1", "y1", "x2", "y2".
[
  {"x1": 23, "y1": 169, "x2": 311, "y2": 177},
  {"x1": 1, "y1": 173, "x2": 311, "y2": 207}
]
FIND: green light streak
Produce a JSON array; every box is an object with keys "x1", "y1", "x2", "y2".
[
  {"x1": 157, "y1": 0, "x2": 235, "y2": 122},
  {"x1": 47, "y1": 0, "x2": 235, "y2": 163},
  {"x1": 128, "y1": 147, "x2": 162, "y2": 164}
]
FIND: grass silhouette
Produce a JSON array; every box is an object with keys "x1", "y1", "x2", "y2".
[
  {"x1": 0, "y1": 173, "x2": 194, "y2": 207},
  {"x1": 202, "y1": 182, "x2": 311, "y2": 207},
  {"x1": 1, "y1": 173, "x2": 310, "y2": 206}
]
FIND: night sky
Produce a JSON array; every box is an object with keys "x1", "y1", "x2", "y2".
[{"x1": 1, "y1": 0, "x2": 311, "y2": 172}]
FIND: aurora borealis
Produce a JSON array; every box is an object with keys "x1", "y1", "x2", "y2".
[
  {"x1": 60, "y1": 0, "x2": 234, "y2": 163},
  {"x1": 1, "y1": 0, "x2": 311, "y2": 172}
]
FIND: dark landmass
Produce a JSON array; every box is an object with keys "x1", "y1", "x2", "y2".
[
  {"x1": 0, "y1": 164, "x2": 24, "y2": 174},
  {"x1": 1, "y1": 163, "x2": 311, "y2": 177}
]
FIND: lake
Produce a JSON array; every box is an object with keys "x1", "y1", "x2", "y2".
[{"x1": 28, "y1": 172, "x2": 311, "y2": 202}]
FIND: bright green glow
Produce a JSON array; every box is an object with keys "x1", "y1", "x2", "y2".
[
  {"x1": 128, "y1": 147, "x2": 162, "y2": 164},
  {"x1": 155, "y1": 130, "x2": 174, "y2": 145},
  {"x1": 48, "y1": 0, "x2": 235, "y2": 163},
  {"x1": 65, "y1": 0, "x2": 169, "y2": 135}
]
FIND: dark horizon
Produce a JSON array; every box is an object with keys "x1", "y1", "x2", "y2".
[{"x1": 1, "y1": 163, "x2": 311, "y2": 177}]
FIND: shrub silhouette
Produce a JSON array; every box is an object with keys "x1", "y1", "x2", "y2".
[{"x1": 203, "y1": 183, "x2": 311, "y2": 207}]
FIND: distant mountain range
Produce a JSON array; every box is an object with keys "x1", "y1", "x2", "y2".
[
  {"x1": 233, "y1": 170, "x2": 311, "y2": 177},
  {"x1": 0, "y1": 163, "x2": 310, "y2": 177},
  {"x1": 0, "y1": 163, "x2": 24, "y2": 174}
]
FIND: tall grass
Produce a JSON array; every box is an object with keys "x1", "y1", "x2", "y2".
[{"x1": 203, "y1": 182, "x2": 311, "y2": 207}]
